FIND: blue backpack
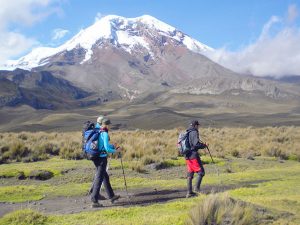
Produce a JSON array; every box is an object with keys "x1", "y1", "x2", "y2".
[{"x1": 82, "y1": 121, "x2": 102, "y2": 160}]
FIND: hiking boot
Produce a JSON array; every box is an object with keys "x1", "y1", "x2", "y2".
[
  {"x1": 186, "y1": 192, "x2": 198, "y2": 198},
  {"x1": 194, "y1": 188, "x2": 201, "y2": 194},
  {"x1": 91, "y1": 201, "x2": 103, "y2": 208},
  {"x1": 110, "y1": 195, "x2": 120, "y2": 203},
  {"x1": 99, "y1": 194, "x2": 106, "y2": 200}
]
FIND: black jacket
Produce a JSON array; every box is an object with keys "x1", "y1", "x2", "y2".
[{"x1": 185, "y1": 126, "x2": 206, "y2": 159}]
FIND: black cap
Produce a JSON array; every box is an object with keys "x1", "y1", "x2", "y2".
[
  {"x1": 191, "y1": 120, "x2": 200, "y2": 126},
  {"x1": 102, "y1": 118, "x2": 111, "y2": 125}
]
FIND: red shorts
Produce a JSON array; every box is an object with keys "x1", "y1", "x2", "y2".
[{"x1": 186, "y1": 159, "x2": 202, "y2": 173}]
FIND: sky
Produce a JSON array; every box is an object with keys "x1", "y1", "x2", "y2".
[{"x1": 1, "y1": 0, "x2": 300, "y2": 77}]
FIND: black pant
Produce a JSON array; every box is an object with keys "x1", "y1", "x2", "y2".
[{"x1": 91, "y1": 157, "x2": 114, "y2": 202}]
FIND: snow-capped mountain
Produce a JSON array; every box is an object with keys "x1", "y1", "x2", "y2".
[
  {"x1": 1, "y1": 15, "x2": 298, "y2": 111},
  {"x1": 4, "y1": 15, "x2": 213, "y2": 70}
]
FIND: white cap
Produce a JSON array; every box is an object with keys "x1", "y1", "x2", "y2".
[{"x1": 97, "y1": 115, "x2": 104, "y2": 124}]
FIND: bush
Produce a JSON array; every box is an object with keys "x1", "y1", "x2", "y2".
[
  {"x1": 34, "y1": 143, "x2": 60, "y2": 156},
  {"x1": 17, "y1": 133, "x2": 28, "y2": 140},
  {"x1": 0, "y1": 209, "x2": 48, "y2": 225},
  {"x1": 141, "y1": 156, "x2": 158, "y2": 165},
  {"x1": 28, "y1": 170, "x2": 54, "y2": 180},
  {"x1": 186, "y1": 193, "x2": 256, "y2": 225},
  {"x1": 131, "y1": 162, "x2": 146, "y2": 173},
  {"x1": 265, "y1": 148, "x2": 288, "y2": 160},
  {"x1": 288, "y1": 154, "x2": 300, "y2": 161},
  {"x1": 0, "y1": 146, "x2": 9, "y2": 154},
  {"x1": 9, "y1": 143, "x2": 31, "y2": 160},
  {"x1": 59, "y1": 141, "x2": 83, "y2": 160},
  {"x1": 231, "y1": 150, "x2": 240, "y2": 158}
]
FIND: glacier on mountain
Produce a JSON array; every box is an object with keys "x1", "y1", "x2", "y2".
[{"x1": 2, "y1": 15, "x2": 213, "y2": 70}]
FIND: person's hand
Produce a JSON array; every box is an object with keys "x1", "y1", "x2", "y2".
[
  {"x1": 205, "y1": 142, "x2": 209, "y2": 147},
  {"x1": 115, "y1": 145, "x2": 122, "y2": 152}
]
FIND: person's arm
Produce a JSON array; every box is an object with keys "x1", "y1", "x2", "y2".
[
  {"x1": 102, "y1": 132, "x2": 116, "y2": 154},
  {"x1": 189, "y1": 131, "x2": 206, "y2": 151}
]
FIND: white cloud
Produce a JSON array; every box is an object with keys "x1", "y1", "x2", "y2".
[
  {"x1": 287, "y1": 4, "x2": 298, "y2": 23},
  {"x1": 0, "y1": 32, "x2": 38, "y2": 63},
  {"x1": 0, "y1": 0, "x2": 62, "y2": 29},
  {"x1": 205, "y1": 4, "x2": 300, "y2": 78},
  {"x1": 52, "y1": 28, "x2": 69, "y2": 40},
  {"x1": 0, "y1": 0, "x2": 63, "y2": 63},
  {"x1": 95, "y1": 12, "x2": 104, "y2": 22}
]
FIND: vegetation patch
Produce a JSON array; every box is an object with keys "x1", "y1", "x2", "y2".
[
  {"x1": 28, "y1": 170, "x2": 54, "y2": 180},
  {"x1": 1, "y1": 127, "x2": 300, "y2": 164},
  {"x1": 0, "y1": 199, "x2": 199, "y2": 225},
  {"x1": 186, "y1": 193, "x2": 276, "y2": 225},
  {"x1": 0, "y1": 209, "x2": 48, "y2": 225}
]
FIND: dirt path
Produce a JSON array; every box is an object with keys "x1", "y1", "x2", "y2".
[{"x1": 0, "y1": 181, "x2": 264, "y2": 217}]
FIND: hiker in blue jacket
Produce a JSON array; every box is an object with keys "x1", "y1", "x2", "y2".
[
  {"x1": 90, "y1": 118, "x2": 121, "y2": 208},
  {"x1": 89, "y1": 115, "x2": 106, "y2": 199}
]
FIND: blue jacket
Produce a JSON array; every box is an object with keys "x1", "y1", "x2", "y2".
[{"x1": 95, "y1": 123, "x2": 116, "y2": 157}]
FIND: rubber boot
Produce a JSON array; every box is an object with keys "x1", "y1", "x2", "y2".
[
  {"x1": 186, "y1": 177, "x2": 197, "y2": 198},
  {"x1": 194, "y1": 174, "x2": 203, "y2": 193}
]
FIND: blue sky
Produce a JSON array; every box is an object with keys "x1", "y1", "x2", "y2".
[
  {"x1": 1, "y1": 0, "x2": 300, "y2": 76},
  {"x1": 15, "y1": 0, "x2": 299, "y2": 50}
]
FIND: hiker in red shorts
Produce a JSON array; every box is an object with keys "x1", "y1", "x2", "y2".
[{"x1": 185, "y1": 120, "x2": 208, "y2": 198}]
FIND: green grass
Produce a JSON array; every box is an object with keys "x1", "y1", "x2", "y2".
[
  {"x1": 229, "y1": 172, "x2": 300, "y2": 223},
  {"x1": 0, "y1": 158, "x2": 91, "y2": 177},
  {"x1": 0, "y1": 183, "x2": 90, "y2": 202},
  {"x1": 0, "y1": 198, "x2": 202, "y2": 225},
  {"x1": 0, "y1": 209, "x2": 48, "y2": 225},
  {"x1": 1, "y1": 157, "x2": 299, "y2": 203},
  {"x1": 0, "y1": 157, "x2": 300, "y2": 224}
]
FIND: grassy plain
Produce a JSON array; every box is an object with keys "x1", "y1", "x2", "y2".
[
  {"x1": 0, "y1": 128, "x2": 299, "y2": 224},
  {"x1": 0, "y1": 156, "x2": 300, "y2": 224}
]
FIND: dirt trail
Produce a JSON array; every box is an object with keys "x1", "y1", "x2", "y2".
[{"x1": 0, "y1": 181, "x2": 264, "y2": 217}]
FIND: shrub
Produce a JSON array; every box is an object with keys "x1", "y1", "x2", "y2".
[
  {"x1": 288, "y1": 154, "x2": 300, "y2": 161},
  {"x1": 231, "y1": 150, "x2": 240, "y2": 158},
  {"x1": 0, "y1": 209, "x2": 48, "y2": 225},
  {"x1": 0, "y1": 146, "x2": 9, "y2": 154},
  {"x1": 39, "y1": 143, "x2": 60, "y2": 156},
  {"x1": 59, "y1": 141, "x2": 83, "y2": 160},
  {"x1": 17, "y1": 133, "x2": 28, "y2": 140},
  {"x1": 141, "y1": 156, "x2": 158, "y2": 165},
  {"x1": 131, "y1": 162, "x2": 146, "y2": 173},
  {"x1": 28, "y1": 170, "x2": 54, "y2": 180},
  {"x1": 186, "y1": 193, "x2": 256, "y2": 225},
  {"x1": 265, "y1": 148, "x2": 288, "y2": 160},
  {"x1": 9, "y1": 143, "x2": 31, "y2": 159}
]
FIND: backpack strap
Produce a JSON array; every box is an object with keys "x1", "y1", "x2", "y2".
[{"x1": 185, "y1": 130, "x2": 193, "y2": 149}]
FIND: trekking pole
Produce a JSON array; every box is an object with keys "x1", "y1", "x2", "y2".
[
  {"x1": 119, "y1": 153, "x2": 129, "y2": 198},
  {"x1": 206, "y1": 146, "x2": 219, "y2": 176}
]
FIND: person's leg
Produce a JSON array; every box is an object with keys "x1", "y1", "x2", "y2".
[
  {"x1": 195, "y1": 157, "x2": 205, "y2": 192},
  {"x1": 102, "y1": 169, "x2": 114, "y2": 198},
  {"x1": 186, "y1": 171, "x2": 197, "y2": 198},
  {"x1": 91, "y1": 158, "x2": 106, "y2": 203},
  {"x1": 186, "y1": 159, "x2": 198, "y2": 198},
  {"x1": 187, "y1": 172, "x2": 194, "y2": 194}
]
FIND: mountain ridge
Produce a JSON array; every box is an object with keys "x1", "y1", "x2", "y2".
[
  {"x1": 0, "y1": 15, "x2": 299, "y2": 112},
  {"x1": 3, "y1": 15, "x2": 213, "y2": 71}
]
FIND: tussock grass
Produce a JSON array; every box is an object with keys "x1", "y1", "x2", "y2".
[
  {"x1": 186, "y1": 193, "x2": 256, "y2": 225},
  {"x1": 0, "y1": 209, "x2": 48, "y2": 225},
  {"x1": 1, "y1": 127, "x2": 299, "y2": 165}
]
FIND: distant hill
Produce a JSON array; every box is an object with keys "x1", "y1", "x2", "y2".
[{"x1": 0, "y1": 69, "x2": 95, "y2": 109}]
